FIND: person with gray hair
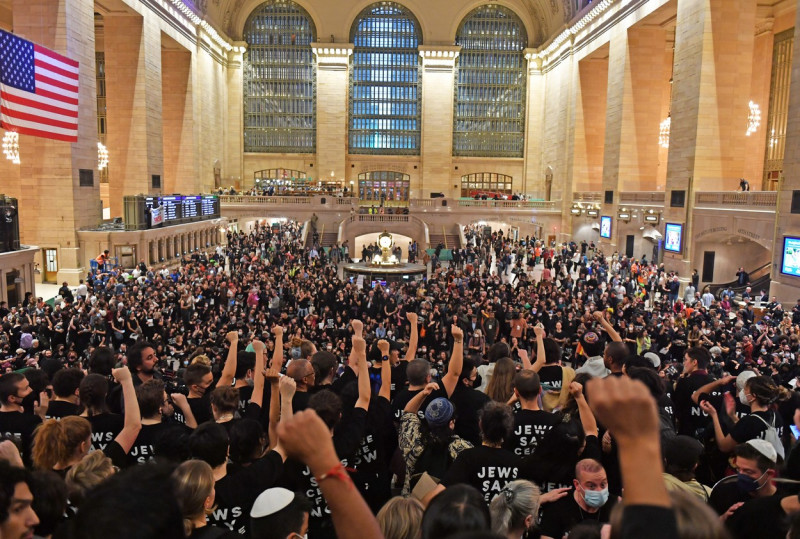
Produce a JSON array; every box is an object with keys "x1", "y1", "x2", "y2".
[{"x1": 489, "y1": 479, "x2": 567, "y2": 539}]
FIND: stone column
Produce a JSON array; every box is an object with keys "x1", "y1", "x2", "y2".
[
  {"x1": 770, "y1": 6, "x2": 800, "y2": 301},
  {"x1": 105, "y1": 13, "x2": 164, "y2": 217},
  {"x1": 523, "y1": 50, "x2": 546, "y2": 197},
  {"x1": 418, "y1": 46, "x2": 460, "y2": 197},
  {"x1": 225, "y1": 43, "x2": 245, "y2": 190},
  {"x1": 311, "y1": 45, "x2": 353, "y2": 184},
  {"x1": 12, "y1": 0, "x2": 100, "y2": 284},
  {"x1": 663, "y1": 0, "x2": 758, "y2": 277},
  {"x1": 162, "y1": 43, "x2": 196, "y2": 194}
]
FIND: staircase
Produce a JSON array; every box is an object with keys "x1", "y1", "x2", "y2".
[
  {"x1": 319, "y1": 232, "x2": 338, "y2": 247},
  {"x1": 429, "y1": 233, "x2": 445, "y2": 249},
  {"x1": 708, "y1": 261, "x2": 771, "y2": 300},
  {"x1": 445, "y1": 234, "x2": 461, "y2": 249}
]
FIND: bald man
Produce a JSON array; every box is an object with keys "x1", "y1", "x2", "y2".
[{"x1": 286, "y1": 359, "x2": 315, "y2": 412}]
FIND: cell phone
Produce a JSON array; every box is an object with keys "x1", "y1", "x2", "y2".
[{"x1": 792, "y1": 425, "x2": 800, "y2": 439}]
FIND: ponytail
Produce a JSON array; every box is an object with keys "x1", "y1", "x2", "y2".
[{"x1": 32, "y1": 416, "x2": 91, "y2": 470}]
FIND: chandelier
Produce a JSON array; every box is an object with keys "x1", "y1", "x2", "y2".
[
  {"x1": 659, "y1": 117, "x2": 671, "y2": 149},
  {"x1": 97, "y1": 142, "x2": 109, "y2": 170},
  {"x1": 746, "y1": 101, "x2": 761, "y2": 136},
  {"x1": 2, "y1": 131, "x2": 19, "y2": 164}
]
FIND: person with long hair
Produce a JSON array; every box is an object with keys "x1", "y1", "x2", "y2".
[
  {"x1": 489, "y1": 479, "x2": 567, "y2": 539},
  {"x1": 79, "y1": 373, "x2": 123, "y2": 452},
  {"x1": 377, "y1": 496, "x2": 424, "y2": 539},
  {"x1": 32, "y1": 367, "x2": 140, "y2": 473},
  {"x1": 171, "y1": 460, "x2": 228, "y2": 538},
  {"x1": 486, "y1": 358, "x2": 516, "y2": 404},
  {"x1": 700, "y1": 375, "x2": 790, "y2": 456}
]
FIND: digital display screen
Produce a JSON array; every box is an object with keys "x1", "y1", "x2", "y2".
[
  {"x1": 182, "y1": 196, "x2": 201, "y2": 220},
  {"x1": 664, "y1": 223, "x2": 684, "y2": 253},
  {"x1": 160, "y1": 196, "x2": 181, "y2": 222},
  {"x1": 201, "y1": 195, "x2": 219, "y2": 217},
  {"x1": 781, "y1": 236, "x2": 800, "y2": 277},
  {"x1": 600, "y1": 216, "x2": 612, "y2": 239}
]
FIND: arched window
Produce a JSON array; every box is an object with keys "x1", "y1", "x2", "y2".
[
  {"x1": 349, "y1": 2, "x2": 421, "y2": 155},
  {"x1": 357, "y1": 171, "x2": 410, "y2": 202},
  {"x1": 461, "y1": 172, "x2": 513, "y2": 198},
  {"x1": 243, "y1": 1, "x2": 316, "y2": 153},
  {"x1": 453, "y1": 6, "x2": 527, "y2": 157}
]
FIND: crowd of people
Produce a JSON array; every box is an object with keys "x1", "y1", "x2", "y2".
[{"x1": 0, "y1": 218, "x2": 799, "y2": 538}]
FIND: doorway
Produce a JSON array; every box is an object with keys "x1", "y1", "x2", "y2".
[
  {"x1": 43, "y1": 249, "x2": 58, "y2": 283},
  {"x1": 702, "y1": 251, "x2": 715, "y2": 283},
  {"x1": 625, "y1": 235, "x2": 635, "y2": 258},
  {"x1": 5, "y1": 270, "x2": 19, "y2": 306}
]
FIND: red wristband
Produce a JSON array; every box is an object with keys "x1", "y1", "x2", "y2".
[{"x1": 315, "y1": 463, "x2": 354, "y2": 489}]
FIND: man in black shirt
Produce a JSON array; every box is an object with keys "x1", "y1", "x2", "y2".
[
  {"x1": 0, "y1": 373, "x2": 46, "y2": 466},
  {"x1": 46, "y1": 368, "x2": 83, "y2": 419},
  {"x1": 673, "y1": 347, "x2": 715, "y2": 437},
  {"x1": 449, "y1": 357, "x2": 490, "y2": 445},
  {"x1": 184, "y1": 363, "x2": 214, "y2": 425},
  {"x1": 129, "y1": 379, "x2": 195, "y2": 465},
  {"x1": 506, "y1": 370, "x2": 560, "y2": 456},
  {"x1": 539, "y1": 458, "x2": 616, "y2": 539}
]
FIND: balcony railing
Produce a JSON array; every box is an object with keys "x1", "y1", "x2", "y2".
[
  {"x1": 694, "y1": 191, "x2": 778, "y2": 210},
  {"x1": 350, "y1": 214, "x2": 410, "y2": 223}
]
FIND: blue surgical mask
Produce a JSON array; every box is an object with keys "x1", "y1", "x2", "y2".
[
  {"x1": 737, "y1": 471, "x2": 767, "y2": 493},
  {"x1": 581, "y1": 486, "x2": 609, "y2": 508}
]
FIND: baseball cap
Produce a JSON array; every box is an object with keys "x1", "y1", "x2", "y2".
[
  {"x1": 736, "y1": 370, "x2": 757, "y2": 392},
  {"x1": 643, "y1": 352, "x2": 661, "y2": 369},
  {"x1": 746, "y1": 439, "x2": 777, "y2": 463},
  {"x1": 424, "y1": 398, "x2": 454, "y2": 428}
]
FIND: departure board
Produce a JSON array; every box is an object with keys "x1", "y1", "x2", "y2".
[
  {"x1": 201, "y1": 195, "x2": 219, "y2": 217},
  {"x1": 182, "y1": 196, "x2": 201, "y2": 220},
  {"x1": 161, "y1": 196, "x2": 181, "y2": 222}
]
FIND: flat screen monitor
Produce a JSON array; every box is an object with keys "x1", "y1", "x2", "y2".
[
  {"x1": 600, "y1": 216, "x2": 612, "y2": 239},
  {"x1": 781, "y1": 236, "x2": 800, "y2": 277},
  {"x1": 664, "y1": 223, "x2": 684, "y2": 253}
]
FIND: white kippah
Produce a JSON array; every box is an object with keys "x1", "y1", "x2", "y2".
[{"x1": 250, "y1": 487, "x2": 295, "y2": 519}]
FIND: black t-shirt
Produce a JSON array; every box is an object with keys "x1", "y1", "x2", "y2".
[
  {"x1": 391, "y1": 388, "x2": 429, "y2": 423},
  {"x1": 0, "y1": 411, "x2": 41, "y2": 466},
  {"x1": 291, "y1": 391, "x2": 311, "y2": 413},
  {"x1": 709, "y1": 477, "x2": 794, "y2": 516},
  {"x1": 519, "y1": 434, "x2": 602, "y2": 493},
  {"x1": 278, "y1": 407, "x2": 367, "y2": 539},
  {"x1": 539, "y1": 488, "x2": 617, "y2": 539},
  {"x1": 449, "y1": 384, "x2": 491, "y2": 446},
  {"x1": 188, "y1": 395, "x2": 213, "y2": 425},
  {"x1": 350, "y1": 397, "x2": 397, "y2": 513},
  {"x1": 673, "y1": 371, "x2": 715, "y2": 436},
  {"x1": 441, "y1": 445, "x2": 522, "y2": 502},
  {"x1": 538, "y1": 365, "x2": 565, "y2": 394},
  {"x1": 210, "y1": 450, "x2": 284, "y2": 536},
  {"x1": 86, "y1": 413, "x2": 124, "y2": 452},
  {"x1": 730, "y1": 410, "x2": 784, "y2": 444},
  {"x1": 45, "y1": 400, "x2": 81, "y2": 420},
  {"x1": 725, "y1": 494, "x2": 792, "y2": 539},
  {"x1": 504, "y1": 409, "x2": 562, "y2": 457},
  {"x1": 129, "y1": 421, "x2": 191, "y2": 465},
  {"x1": 619, "y1": 505, "x2": 678, "y2": 539}
]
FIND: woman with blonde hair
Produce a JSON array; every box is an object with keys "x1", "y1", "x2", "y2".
[
  {"x1": 65, "y1": 450, "x2": 115, "y2": 507},
  {"x1": 377, "y1": 496, "x2": 424, "y2": 539},
  {"x1": 486, "y1": 357, "x2": 516, "y2": 404},
  {"x1": 172, "y1": 459, "x2": 225, "y2": 538}
]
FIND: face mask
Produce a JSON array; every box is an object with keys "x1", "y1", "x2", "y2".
[
  {"x1": 737, "y1": 471, "x2": 767, "y2": 493},
  {"x1": 473, "y1": 374, "x2": 482, "y2": 388},
  {"x1": 739, "y1": 389, "x2": 750, "y2": 406},
  {"x1": 581, "y1": 486, "x2": 609, "y2": 508}
]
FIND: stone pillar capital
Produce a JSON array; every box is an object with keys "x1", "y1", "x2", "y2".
[
  {"x1": 524, "y1": 48, "x2": 543, "y2": 75},
  {"x1": 311, "y1": 43, "x2": 354, "y2": 70},
  {"x1": 418, "y1": 45, "x2": 460, "y2": 71}
]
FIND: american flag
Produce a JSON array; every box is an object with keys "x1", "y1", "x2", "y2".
[{"x1": 0, "y1": 29, "x2": 79, "y2": 142}]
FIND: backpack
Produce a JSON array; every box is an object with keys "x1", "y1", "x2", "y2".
[{"x1": 752, "y1": 412, "x2": 785, "y2": 460}]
